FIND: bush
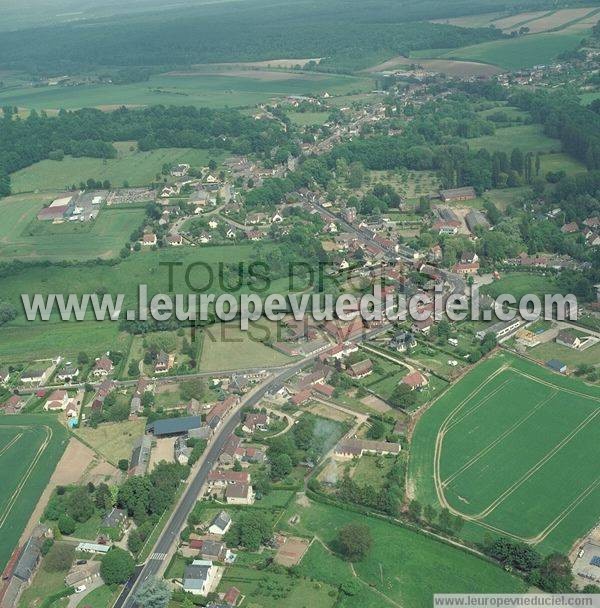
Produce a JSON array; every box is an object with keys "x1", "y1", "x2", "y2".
[
  {"x1": 58, "y1": 514, "x2": 76, "y2": 535},
  {"x1": 101, "y1": 547, "x2": 135, "y2": 584},
  {"x1": 43, "y1": 543, "x2": 75, "y2": 572}
]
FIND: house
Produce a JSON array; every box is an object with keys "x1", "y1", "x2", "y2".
[
  {"x1": 198, "y1": 540, "x2": 227, "y2": 562},
  {"x1": 334, "y1": 438, "x2": 401, "y2": 460},
  {"x1": 556, "y1": 330, "x2": 581, "y2": 349},
  {"x1": 242, "y1": 412, "x2": 270, "y2": 434},
  {"x1": 148, "y1": 416, "x2": 202, "y2": 437},
  {"x1": 225, "y1": 483, "x2": 255, "y2": 505},
  {"x1": 101, "y1": 508, "x2": 127, "y2": 529},
  {"x1": 154, "y1": 351, "x2": 173, "y2": 374},
  {"x1": 218, "y1": 434, "x2": 242, "y2": 466},
  {"x1": 347, "y1": 359, "x2": 373, "y2": 379},
  {"x1": 312, "y1": 383, "x2": 335, "y2": 398},
  {"x1": 547, "y1": 359, "x2": 567, "y2": 374},
  {"x1": 207, "y1": 470, "x2": 250, "y2": 488},
  {"x1": 199, "y1": 232, "x2": 212, "y2": 244},
  {"x1": 452, "y1": 261, "x2": 479, "y2": 275},
  {"x1": 142, "y1": 233, "x2": 157, "y2": 246},
  {"x1": 183, "y1": 560, "x2": 217, "y2": 596},
  {"x1": 129, "y1": 436, "x2": 152, "y2": 476},
  {"x1": 167, "y1": 234, "x2": 183, "y2": 246},
  {"x1": 460, "y1": 251, "x2": 479, "y2": 264},
  {"x1": 290, "y1": 389, "x2": 311, "y2": 406},
  {"x1": 92, "y1": 357, "x2": 113, "y2": 377},
  {"x1": 56, "y1": 363, "x2": 79, "y2": 382},
  {"x1": 246, "y1": 229, "x2": 263, "y2": 241},
  {"x1": 389, "y1": 331, "x2": 416, "y2": 352},
  {"x1": 209, "y1": 511, "x2": 232, "y2": 536},
  {"x1": 44, "y1": 390, "x2": 70, "y2": 411},
  {"x1": 130, "y1": 396, "x2": 143, "y2": 417},
  {"x1": 171, "y1": 163, "x2": 190, "y2": 177},
  {"x1": 246, "y1": 212, "x2": 267, "y2": 225},
  {"x1": 440, "y1": 187, "x2": 476, "y2": 202},
  {"x1": 271, "y1": 211, "x2": 284, "y2": 223},
  {"x1": 402, "y1": 371, "x2": 428, "y2": 391},
  {"x1": 226, "y1": 227, "x2": 237, "y2": 239},
  {"x1": 175, "y1": 435, "x2": 193, "y2": 465},
  {"x1": 242, "y1": 447, "x2": 266, "y2": 463},
  {"x1": 412, "y1": 317, "x2": 434, "y2": 334},
  {"x1": 561, "y1": 222, "x2": 579, "y2": 234},
  {"x1": 2, "y1": 394, "x2": 25, "y2": 414},
  {"x1": 21, "y1": 367, "x2": 50, "y2": 384}
]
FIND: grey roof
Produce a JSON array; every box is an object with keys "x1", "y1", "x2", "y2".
[
  {"x1": 547, "y1": 359, "x2": 566, "y2": 371},
  {"x1": 201, "y1": 540, "x2": 225, "y2": 558},
  {"x1": 102, "y1": 508, "x2": 126, "y2": 528},
  {"x1": 148, "y1": 416, "x2": 202, "y2": 436},
  {"x1": 130, "y1": 435, "x2": 152, "y2": 471},
  {"x1": 13, "y1": 537, "x2": 41, "y2": 581},
  {"x1": 184, "y1": 564, "x2": 211, "y2": 588},
  {"x1": 211, "y1": 511, "x2": 231, "y2": 531}
]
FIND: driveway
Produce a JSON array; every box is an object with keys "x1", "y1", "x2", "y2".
[{"x1": 68, "y1": 577, "x2": 104, "y2": 608}]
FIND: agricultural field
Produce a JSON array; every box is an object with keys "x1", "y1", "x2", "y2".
[
  {"x1": 281, "y1": 498, "x2": 525, "y2": 607},
  {"x1": 199, "y1": 320, "x2": 294, "y2": 372},
  {"x1": 0, "y1": 71, "x2": 373, "y2": 112},
  {"x1": 529, "y1": 339, "x2": 600, "y2": 370},
  {"x1": 409, "y1": 353, "x2": 600, "y2": 554},
  {"x1": 10, "y1": 144, "x2": 224, "y2": 193},
  {"x1": 468, "y1": 124, "x2": 561, "y2": 155},
  {"x1": 0, "y1": 416, "x2": 68, "y2": 572},
  {"x1": 366, "y1": 55, "x2": 503, "y2": 77},
  {"x1": 438, "y1": 30, "x2": 588, "y2": 70}
]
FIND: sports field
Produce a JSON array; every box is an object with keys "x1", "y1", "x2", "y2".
[
  {"x1": 0, "y1": 71, "x2": 373, "y2": 112},
  {"x1": 0, "y1": 416, "x2": 68, "y2": 572},
  {"x1": 10, "y1": 144, "x2": 223, "y2": 193},
  {"x1": 409, "y1": 353, "x2": 600, "y2": 554}
]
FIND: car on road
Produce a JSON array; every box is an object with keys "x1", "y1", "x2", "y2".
[{"x1": 75, "y1": 585, "x2": 87, "y2": 593}]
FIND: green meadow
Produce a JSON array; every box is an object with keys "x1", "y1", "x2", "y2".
[
  {"x1": 10, "y1": 144, "x2": 224, "y2": 193},
  {"x1": 468, "y1": 124, "x2": 560, "y2": 154},
  {"x1": 0, "y1": 71, "x2": 373, "y2": 112}
]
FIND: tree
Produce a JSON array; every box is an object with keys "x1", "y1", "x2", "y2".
[
  {"x1": 389, "y1": 384, "x2": 417, "y2": 410},
  {"x1": 528, "y1": 553, "x2": 573, "y2": 593},
  {"x1": 270, "y1": 453, "x2": 292, "y2": 480},
  {"x1": 337, "y1": 523, "x2": 372, "y2": 561},
  {"x1": 95, "y1": 483, "x2": 114, "y2": 511},
  {"x1": 224, "y1": 511, "x2": 272, "y2": 551},
  {"x1": 101, "y1": 547, "x2": 135, "y2": 584},
  {"x1": 77, "y1": 351, "x2": 89, "y2": 366},
  {"x1": 340, "y1": 579, "x2": 362, "y2": 596},
  {"x1": 43, "y1": 543, "x2": 75, "y2": 572},
  {"x1": 66, "y1": 487, "x2": 95, "y2": 522},
  {"x1": 408, "y1": 499, "x2": 422, "y2": 522},
  {"x1": 0, "y1": 301, "x2": 17, "y2": 325},
  {"x1": 118, "y1": 459, "x2": 129, "y2": 472},
  {"x1": 134, "y1": 576, "x2": 172, "y2": 608},
  {"x1": 58, "y1": 514, "x2": 76, "y2": 535},
  {"x1": 366, "y1": 419, "x2": 385, "y2": 440},
  {"x1": 180, "y1": 379, "x2": 207, "y2": 402}
]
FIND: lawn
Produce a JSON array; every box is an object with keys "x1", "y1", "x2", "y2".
[
  {"x1": 0, "y1": 72, "x2": 373, "y2": 112},
  {"x1": 75, "y1": 585, "x2": 120, "y2": 608},
  {"x1": 287, "y1": 111, "x2": 330, "y2": 126},
  {"x1": 17, "y1": 551, "x2": 71, "y2": 608},
  {"x1": 409, "y1": 352, "x2": 600, "y2": 554},
  {"x1": 281, "y1": 499, "x2": 525, "y2": 607},
  {"x1": 0, "y1": 416, "x2": 68, "y2": 573},
  {"x1": 0, "y1": 198, "x2": 146, "y2": 261},
  {"x1": 539, "y1": 152, "x2": 587, "y2": 176},
  {"x1": 74, "y1": 419, "x2": 146, "y2": 466},
  {"x1": 481, "y1": 272, "x2": 557, "y2": 301},
  {"x1": 350, "y1": 454, "x2": 395, "y2": 491},
  {"x1": 529, "y1": 339, "x2": 600, "y2": 369},
  {"x1": 199, "y1": 320, "x2": 293, "y2": 372},
  {"x1": 10, "y1": 144, "x2": 223, "y2": 193},
  {"x1": 438, "y1": 30, "x2": 588, "y2": 69},
  {"x1": 468, "y1": 124, "x2": 560, "y2": 155}
]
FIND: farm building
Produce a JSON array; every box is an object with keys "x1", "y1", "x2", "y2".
[
  {"x1": 37, "y1": 196, "x2": 74, "y2": 221},
  {"x1": 148, "y1": 416, "x2": 202, "y2": 437},
  {"x1": 334, "y1": 438, "x2": 401, "y2": 460},
  {"x1": 439, "y1": 187, "x2": 476, "y2": 202},
  {"x1": 129, "y1": 436, "x2": 152, "y2": 476},
  {"x1": 556, "y1": 330, "x2": 581, "y2": 349},
  {"x1": 347, "y1": 359, "x2": 373, "y2": 379},
  {"x1": 546, "y1": 359, "x2": 567, "y2": 374},
  {"x1": 465, "y1": 210, "x2": 490, "y2": 232},
  {"x1": 476, "y1": 319, "x2": 522, "y2": 341}
]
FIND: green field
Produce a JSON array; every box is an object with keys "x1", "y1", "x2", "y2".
[
  {"x1": 287, "y1": 111, "x2": 330, "y2": 126},
  {"x1": 200, "y1": 320, "x2": 294, "y2": 372},
  {"x1": 10, "y1": 144, "x2": 223, "y2": 193},
  {"x1": 409, "y1": 353, "x2": 600, "y2": 554},
  {"x1": 0, "y1": 195, "x2": 146, "y2": 261},
  {"x1": 439, "y1": 31, "x2": 587, "y2": 69},
  {"x1": 469, "y1": 124, "x2": 560, "y2": 154},
  {"x1": 282, "y1": 498, "x2": 525, "y2": 607},
  {"x1": 481, "y1": 272, "x2": 558, "y2": 301},
  {"x1": 539, "y1": 152, "x2": 587, "y2": 176},
  {"x1": 0, "y1": 416, "x2": 68, "y2": 572},
  {"x1": 0, "y1": 72, "x2": 373, "y2": 112},
  {"x1": 530, "y1": 339, "x2": 600, "y2": 369}
]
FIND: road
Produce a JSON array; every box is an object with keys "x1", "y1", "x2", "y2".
[{"x1": 114, "y1": 362, "x2": 307, "y2": 608}]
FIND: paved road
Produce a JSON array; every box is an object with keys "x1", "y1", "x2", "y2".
[{"x1": 114, "y1": 363, "x2": 307, "y2": 608}]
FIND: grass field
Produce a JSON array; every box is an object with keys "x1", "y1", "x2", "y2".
[
  {"x1": 439, "y1": 31, "x2": 587, "y2": 69},
  {"x1": 10, "y1": 144, "x2": 223, "y2": 193},
  {"x1": 0, "y1": 72, "x2": 373, "y2": 112},
  {"x1": 0, "y1": 194, "x2": 146, "y2": 261},
  {"x1": 409, "y1": 353, "x2": 600, "y2": 554},
  {"x1": 481, "y1": 272, "x2": 557, "y2": 301},
  {"x1": 539, "y1": 152, "x2": 587, "y2": 176},
  {"x1": 468, "y1": 124, "x2": 560, "y2": 154},
  {"x1": 199, "y1": 320, "x2": 293, "y2": 372},
  {"x1": 0, "y1": 416, "x2": 68, "y2": 572},
  {"x1": 74, "y1": 419, "x2": 146, "y2": 466},
  {"x1": 350, "y1": 454, "x2": 395, "y2": 491},
  {"x1": 530, "y1": 339, "x2": 600, "y2": 369},
  {"x1": 287, "y1": 111, "x2": 330, "y2": 126},
  {"x1": 281, "y1": 498, "x2": 525, "y2": 607}
]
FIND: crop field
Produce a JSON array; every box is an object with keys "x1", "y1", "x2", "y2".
[
  {"x1": 0, "y1": 71, "x2": 373, "y2": 112},
  {"x1": 366, "y1": 55, "x2": 503, "y2": 77},
  {"x1": 409, "y1": 353, "x2": 600, "y2": 554},
  {"x1": 468, "y1": 124, "x2": 560, "y2": 154},
  {"x1": 10, "y1": 144, "x2": 223, "y2": 193},
  {"x1": 0, "y1": 416, "x2": 68, "y2": 572},
  {"x1": 199, "y1": 320, "x2": 293, "y2": 372},
  {"x1": 0, "y1": 196, "x2": 146, "y2": 261},
  {"x1": 439, "y1": 31, "x2": 587, "y2": 69},
  {"x1": 282, "y1": 499, "x2": 525, "y2": 607}
]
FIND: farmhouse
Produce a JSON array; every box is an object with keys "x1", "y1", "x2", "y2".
[
  {"x1": 347, "y1": 359, "x2": 373, "y2": 379},
  {"x1": 154, "y1": 351, "x2": 174, "y2": 374},
  {"x1": 207, "y1": 470, "x2": 249, "y2": 488},
  {"x1": 225, "y1": 483, "x2": 255, "y2": 505},
  {"x1": 290, "y1": 389, "x2": 311, "y2": 406},
  {"x1": 43, "y1": 390, "x2": 71, "y2": 411},
  {"x1": 175, "y1": 436, "x2": 193, "y2": 465},
  {"x1": 56, "y1": 364, "x2": 79, "y2": 382},
  {"x1": 129, "y1": 435, "x2": 152, "y2": 476},
  {"x1": 556, "y1": 330, "x2": 582, "y2": 349},
  {"x1": 167, "y1": 233, "x2": 184, "y2": 246},
  {"x1": 171, "y1": 163, "x2": 190, "y2": 177},
  {"x1": 334, "y1": 438, "x2": 401, "y2": 460},
  {"x1": 440, "y1": 187, "x2": 476, "y2": 202}
]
